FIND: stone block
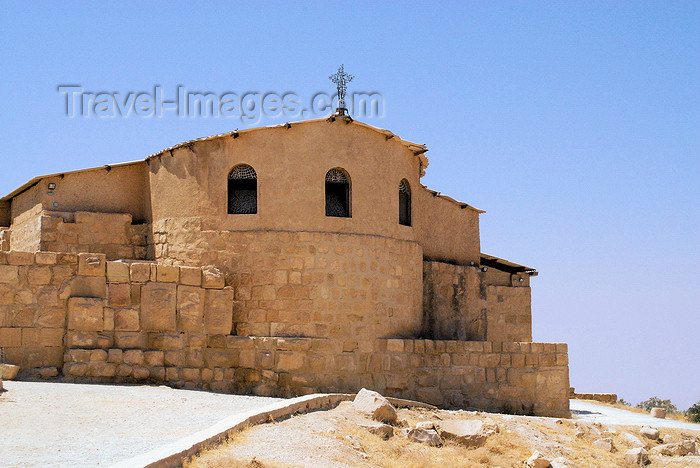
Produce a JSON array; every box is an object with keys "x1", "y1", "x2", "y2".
[
  {"x1": 276, "y1": 351, "x2": 306, "y2": 371},
  {"x1": 7, "y1": 251, "x2": 34, "y2": 266},
  {"x1": 0, "y1": 327, "x2": 22, "y2": 347},
  {"x1": 106, "y1": 261, "x2": 130, "y2": 282},
  {"x1": 90, "y1": 349, "x2": 108, "y2": 362},
  {"x1": 177, "y1": 285, "x2": 204, "y2": 332},
  {"x1": 108, "y1": 283, "x2": 131, "y2": 306},
  {"x1": 148, "y1": 333, "x2": 185, "y2": 350},
  {"x1": 156, "y1": 265, "x2": 180, "y2": 283},
  {"x1": 202, "y1": 266, "x2": 225, "y2": 289},
  {"x1": 140, "y1": 283, "x2": 177, "y2": 331},
  {"x1": 39, "y1": 328, "x2": 64, "y2": 347},
  {"x1": 27, "y1": 266, "x2": 52, "y2": 285},
  {"x1": 123, "y1": 349, "x2": 145, "y2": 365},
  {"x1": 144, "y1": 350, "x2": 164, "y2": 366},
  {"x1": 165, "y1": 367, "x2": 179, "y2": 381},
  {"x1": 386, "y1": 339, "x2": 405, "y2": 353},
  {"x1": 35, "y1": 252, "x2": 58, "y2": 265},
  {"x1": 182, "y1": 368, "x2": 200, "y2": 381},
  {"x1": 0, "y1": 265, "x2": 19, "y2": 284},
  {"x1": 67, "y1": 297, "x2": 104, "y2": 331},
  {"x1": 70, "y1": 276, "x2": 107, "y2": 298},
  {"x1": 78, "y1": 253, "x2": 106, "y2": 276},
  {"x1": 114, "y1": 332, "x2": 147, "y2": 349},
  {"x1": 64, "y1": 362, "x2": 88, "y2": 377},
  {"x1": 116, "y1": 364, "x2": 132, "y2": 377},
  {"x1": 108, "y1": 348, "x2": 123, "y2": 363},
  {"x1": 114, "y1": 308, "x2": 139, "y2": 331},
  {"x1": 87, "y1": 362, "x2": 116, "y2": 377},
  {"x1": 179, "y1": 266, "x2": 202, "y2": 286},
  {"x1": 132, "y1": 366, "x2": 150, "y2": 380},
  {"x1": 21, "y1": 328, "x2": 41, "y2": 346},
  {"x1": 164, "y1": 350, "x2": 185, "y2": 366},
  {"x1": 204, "y1": 348, "x2": 238, "y2": 368},
  {"x1": 130, "y1": 263, "x2": 151, "y2": 282},
  {"x1": 204, "y1": 287, "x2": 234, "y2": 335}
]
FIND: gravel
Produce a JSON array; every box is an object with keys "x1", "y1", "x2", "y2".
[{"x1": 0, "y1": 381, "x2": 283, "y2": 467}]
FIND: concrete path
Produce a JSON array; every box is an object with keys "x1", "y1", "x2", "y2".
[
  {"x1": 0, "y1": 381, "x2": 283, "y2": 467},
  {"x1": 571, "y1": 400, "x2": 700, "y2": 430}
]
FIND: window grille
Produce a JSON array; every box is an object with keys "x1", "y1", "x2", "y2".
[
  {"x1": 228, "y1": 165, "x2": 257, "y2": 214},
  {"x1": 325, "y1": 168, "x2": 351, "y2": 217}
]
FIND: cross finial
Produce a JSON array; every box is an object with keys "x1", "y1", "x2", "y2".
[{"x1": 329, "y1": 64, "x2": 354, "y2": 115}]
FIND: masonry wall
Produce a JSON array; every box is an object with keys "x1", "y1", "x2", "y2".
[
  {"x1": 422, "y1": 261, "x2": 532, "y2": 343},
  {"x1": 422, "y1": 261, "x2": 485, "y2": 341},
  {"x1": 154, "y1": 220, "x2": 424, "y2": 342},
  {"x1": 483, "y1": 269, "x2": 533, "y2": 342},
  {"x1": 5, "y1": 211, "x2": 149, "y2": 260}
]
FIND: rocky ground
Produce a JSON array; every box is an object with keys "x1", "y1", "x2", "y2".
[{"x1": 187, "y1": 390, "x2": 700, "y2": 468}]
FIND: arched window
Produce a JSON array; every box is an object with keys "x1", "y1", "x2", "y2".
[
  {"x1": 325, "y1": 168, "x2": 351, "y2": 217},
  {"x1": 228, "y1": 164, "x2": 257, "y2": 214},
  {"x1": 399, "y1": 179, "x2": 411, "y2": 226}
]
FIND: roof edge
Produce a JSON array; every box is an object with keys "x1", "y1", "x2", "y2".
[
  {"x1": 420, "y1": 185, "x2": 485, "y2": 213},
  {"x1": 1, "y1": 160, "x2": 143, "y2": 202}
]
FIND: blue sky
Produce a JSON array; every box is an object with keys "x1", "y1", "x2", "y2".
[{"x1": 2, "y1": 2, "x2": 698, "y2": 409}]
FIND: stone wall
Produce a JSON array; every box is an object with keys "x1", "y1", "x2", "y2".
[
  {"x1": 62, "y1": 336, "x2": 569, "y2": 417},
  {"x1": 0, "y1": 250, "x2": 569, "y2": 417},
  {"x1": 422, "y1": 261, "x2": 485, "y2": 341},
  {"x1": 154, "y1": 219, "x2": 424, "y2": 342},
  {"x1": 483, "y1": 269, "x2": 532, "y2": 342},
  {"x1": 422, "y1": 261, "x2": 532, "y2": 343},
  {"x1": 0, "y1": 250, "x2": 75, "y2": 370},
  {"x1": 6, "y1": 211, "x2": 149, "y2": 260}
]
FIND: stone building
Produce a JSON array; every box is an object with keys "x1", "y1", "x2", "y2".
[{"x1": 0, "y1": 117, "x2": 570, "y2": 416}]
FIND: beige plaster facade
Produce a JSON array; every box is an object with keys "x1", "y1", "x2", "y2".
[{"x1": 0, "y1": 117, "x2": 569, "y2": 416}]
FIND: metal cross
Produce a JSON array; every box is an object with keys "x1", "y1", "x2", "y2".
[{"x1": 329, "y1": 64, "x2": 354, "y2": 110}]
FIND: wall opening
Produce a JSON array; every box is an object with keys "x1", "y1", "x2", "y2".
[
  {"x1": 325, "y1": 168, "x2": 351, "y2": 217},
  {"x1": 228, "y1": 164, "x2": 257, "y2": 214},
  {"x1": 399, "y1": 179, "x2": 411, "y2": 226}
]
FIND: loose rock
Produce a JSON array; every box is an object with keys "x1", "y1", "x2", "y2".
[
  {"x1": 592, "y1": 437, "x2": 615, "y2": 452},
  {"x1": 649, "y1": 439, "x2": 697, "y2": 457},
  {"x1": 359, "y1": 421, "x2": 394, "y2": 439},
  {"x1": 640, "y1": 426, "x2": 659, "y2": 440},
  {"x1": 650, "y1": 407, "x2": 666, "y2": 419},
  {"x1": 352, "y1": 388, "x2": 397, "y2": 424},
  {"x1": 621, "y1": 432, "x2": 645, "y2": 448},
  {"x1": 662, "y1": 434, "x2": 675, "y2": 444},
  {"x1": 625, "y1": 447, "x2": 650, "y2": 465},
  {"x1": 550, "y1": 457, "x2": 577, "y2": 468},
  {"x1": 435, "y1": 419, "x2": 499, "y2": 448},
  {"x1": 38, "y1": 367, "x2": 58, "y2": 379},
  {"x1": 527, "y1": 450, "x2": 551, "y2": 468},
  {"x1": 415, "y1": 421, "x2": 436, "y2": 430},
  {"x1": 404, "y1": 427, "x2": 442, "y2": 446}
]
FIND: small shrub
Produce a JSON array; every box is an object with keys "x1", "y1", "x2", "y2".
[
  {"x1": 636, "y1": 396, "x2": 678, "y2": 414},
  {"x1": 618, "y1": 398, "x2": 631, "y2": 406},
  {"x1": 687, "y1": 401, "x2": 700, "y2": 423}
]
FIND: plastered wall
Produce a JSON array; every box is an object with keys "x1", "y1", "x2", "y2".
[{"x1": 146, "y1": 120, "x2": 481, "y2": 265}]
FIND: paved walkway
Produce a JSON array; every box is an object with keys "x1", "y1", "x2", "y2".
[
  {"x1": 571, "y1": 400, "x2": 700, "y2": 430},
  {"x1": 0, "y1": 381, "x2": 283, "y2": 467}
]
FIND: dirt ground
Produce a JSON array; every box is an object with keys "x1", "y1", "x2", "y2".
[
  {"x1": 186, "y1": 401, "x2": 700, "y2": 468},
  {"x1": 0, "y1": 380, "x2": 282, "y2": 467}
]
